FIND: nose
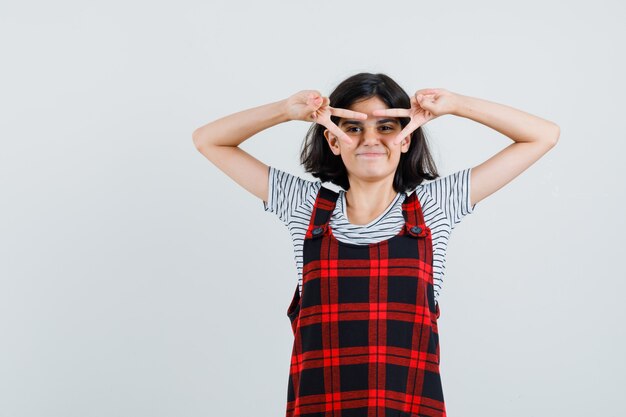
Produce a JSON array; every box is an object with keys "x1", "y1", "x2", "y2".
[{"x1": 361, "y1": 125, "x2": 382, "y2": 143}]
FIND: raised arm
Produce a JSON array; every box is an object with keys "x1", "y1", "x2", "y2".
[
  {"x1": 192, "y1": 99, "x2": 290, "y2": 203},
  {"x1": 373, "y1": 88, "x2": 560, "y2": 207},
  {"x1": 192, "y1": 91, "x2": 367, "y2": 203},
  {"x1": 450, "y1": 93, "x2": 560, "y2": 207}
]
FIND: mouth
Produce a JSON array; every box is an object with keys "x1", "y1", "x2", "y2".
[{"x1": 357, "y1": 152, "x2": 386, "y2": 158}]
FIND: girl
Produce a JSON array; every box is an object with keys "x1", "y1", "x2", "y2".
[{"x1": 192, "y1": 73, "x2": 559, "y2": 417}]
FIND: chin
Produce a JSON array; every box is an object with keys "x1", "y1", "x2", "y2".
[{"x1": 350, "y1": 168, "x2": 394, "y2": 180}]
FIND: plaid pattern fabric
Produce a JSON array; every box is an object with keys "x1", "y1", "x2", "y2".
[{"x1": 285, "y1": 186, "x2": 445, "y2": 417}]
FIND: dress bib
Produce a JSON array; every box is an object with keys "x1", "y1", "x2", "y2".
[{"x1": 285, "y1": 186, "x2": 445, "y2": 417}]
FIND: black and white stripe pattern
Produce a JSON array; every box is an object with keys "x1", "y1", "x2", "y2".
[{"x1": 262, "y1": 166, "x2": 477, "y2": 302}]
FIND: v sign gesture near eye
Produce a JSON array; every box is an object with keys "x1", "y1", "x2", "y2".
[
  {"x1": 372, "y1": 88, "x2": 459, "y2": 145},
  {"x1": 285, "y1": 90, "x2": 368, "y2": 146}
]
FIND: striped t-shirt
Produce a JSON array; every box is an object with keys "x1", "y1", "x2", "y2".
[{"x1": 262, "y1": 166, "x2": 477, "y2": 302}]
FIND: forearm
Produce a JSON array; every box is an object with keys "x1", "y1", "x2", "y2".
[
  {"x1": 451, "y1": 94, "x2": 560, "y2": 145},
  {"x1": 192, "y1": 98, "x2": 291, "y2": 149}
]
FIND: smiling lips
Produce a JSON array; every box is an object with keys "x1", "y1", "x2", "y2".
[{"x1": 358, "y1": 152, "x2": 386, "y2": 157}]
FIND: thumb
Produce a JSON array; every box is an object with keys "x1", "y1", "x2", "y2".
[
  {"x1": 311, "y1": 96, "x2": 323, "y2": 108},
  {"x1": 417, "y1": 94, "x2": 435, "y2": 108}
]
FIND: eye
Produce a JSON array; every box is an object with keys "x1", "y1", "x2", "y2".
[
  {"x1": 346, "y1": 126, "x2": 361, "y2": 133},
  {"x1": 380, "y1": 125, "x2": 393, "y2": 131}
]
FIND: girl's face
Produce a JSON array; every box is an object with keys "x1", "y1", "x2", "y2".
[{"x1": 323, "y1": 96, "x2": 411, "y2": 186}]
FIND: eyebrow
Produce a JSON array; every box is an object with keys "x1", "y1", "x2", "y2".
[{"x1": 339, "y1": 118, "x2": 400, "y2": 126}]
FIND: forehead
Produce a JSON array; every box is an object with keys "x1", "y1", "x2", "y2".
[
  {"x1": 348, "y1": 96, "x2": 388, "y2": 111},
  {"x1": 339, "y1": 117, "x2": 400, "y2": 126},
  {"x1": 339, "y1": 96, "x2": 399, "y2": 125}
]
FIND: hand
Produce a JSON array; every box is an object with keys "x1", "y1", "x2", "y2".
[
  {"x1": 285, "y1": 90, "x2": 367, "y2": 145},
  {"x1": 372, "y1": 88, "x2": 458, "y2": 145}
]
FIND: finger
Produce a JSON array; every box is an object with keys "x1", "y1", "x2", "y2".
[
  {"x1": 371, "y1": 108, "x2": 411, "y2": 117},
  {"x1": 415, "y1": 88, "x2": 439, "y2": 96},
  {"x1": 307, "y1": 91, "x2": 323, "y2": 104},
  {"x1": 325, "y1": 120, "x2": 354, "y2": 146},
  {"x1": 330, "y1": 107, "x2": 368, "y2": 120},
  {"x1": 393, "y1": 119, "x2": 421, "y2": 145},
  {"x1": 420, "y1": 93, "x2": 436, "y2": 101}
]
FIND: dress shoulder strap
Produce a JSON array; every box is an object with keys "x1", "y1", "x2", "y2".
[
  {"x1": 305, "y1": 186, "x2": 339, "y2": 239},
  {"x1": 401, "y1": 189, "x2": 431, "y2": 237}
]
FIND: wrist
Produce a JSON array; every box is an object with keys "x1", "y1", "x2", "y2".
[
  {"x1": 450, "y1": 93, "x2": 471, "y2": 117},
  {"x1": 275, "y1": 98, "x2": 292, "y2": 123}
]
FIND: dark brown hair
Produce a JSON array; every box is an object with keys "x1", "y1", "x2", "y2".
[{"x1": 300, "y1": 72, "x2": 439, "y2": 193}]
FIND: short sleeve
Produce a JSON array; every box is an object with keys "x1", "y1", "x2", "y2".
[
  {"x1": 262, "y1": 166, "x2": 321, "y2": 226},
  {"x1": 423, "y1": 167, "x2": 477, "y2": 229}
]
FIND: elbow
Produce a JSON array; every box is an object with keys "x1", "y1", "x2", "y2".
[
  {"x1": 542, "y1": 123, "x2": 560, "y2": 148},
  {"x1": 192, "y1": 130, "x2": 218, "y2": 157},
  {"x1": 192, "y1": 129, "x2": 204, "y2": 150},
  {"x1": 550, "y1": 123, "x2": 560, "y2": 147}
]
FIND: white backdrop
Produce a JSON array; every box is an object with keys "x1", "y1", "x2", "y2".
[{"x1": 1, "y1": 1, "x2": 624, "y2": 416}]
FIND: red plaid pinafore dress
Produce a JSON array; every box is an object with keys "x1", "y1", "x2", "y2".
[{"x1": 285, "y1": 186, "x2": 446, "y2": 417}]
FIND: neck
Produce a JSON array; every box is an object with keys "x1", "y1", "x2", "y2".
[{"x1": 344, "y1": 175, "x2": 398, "y2": 223}]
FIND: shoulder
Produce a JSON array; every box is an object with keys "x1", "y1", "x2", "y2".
[
  {"x1": 410, "y1": 167, "x2": 475, "y2": 228},
  {"x1": 268, "y1": 166, "x2": 325, "y2": 200},
  {"x1": 263, "y1": 166, "x2": 324, "y2": 224},
  {"x1": 416, "y1": 167, "x2": 471, "y2": 194}
]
